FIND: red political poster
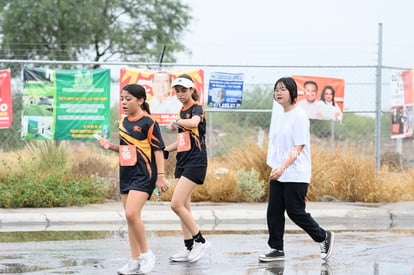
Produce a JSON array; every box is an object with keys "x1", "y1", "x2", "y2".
[
  {"x1": 292, "y1": 75, "x2": 345, "y2": 121},
  {"x1": 390, "y1": 70, "x2": 414, "y2": 138},
  {"x1": 0, "y1": 69, "x2": 12, "y2": 128},
  {"x1": 119, "y1": 68, "x2": 204, "y2": 125}
]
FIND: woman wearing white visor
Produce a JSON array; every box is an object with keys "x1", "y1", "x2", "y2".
[{"x1": 164, "y1": 74, "x2": 211, "y2": 263}]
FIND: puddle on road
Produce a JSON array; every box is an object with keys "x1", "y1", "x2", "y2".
[
  {"x1": 0, "y1": 231, "x2": 413, "y2": 274},
  {"x1": 1, "y1": 229, "x2": 413, "y2": 243},
  {"x1": 0, "y1": 258, "x2": 104, "y2": 274},
  {"x1": 0, "y1": 230, "x2": 271, "y2": 243},
  {"x1": 0, "y1": 263, "x2": 49, "y2": 274},
  {"x1": 0, "y1": 231, "x2": 112, "y2": 242}
]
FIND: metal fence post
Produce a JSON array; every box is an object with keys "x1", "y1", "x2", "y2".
[{"x1": 375, "y1": 22, "x2": 383, "y2": 175}]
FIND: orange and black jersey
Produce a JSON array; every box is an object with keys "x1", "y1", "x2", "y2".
[
  {"x1": 119, "y1": 113, "x2": 165, "y2": 195},
  {"x1": 176, "y1": 102, "x2": 207, "y2": 168}
]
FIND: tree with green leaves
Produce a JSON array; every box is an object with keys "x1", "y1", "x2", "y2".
[
  {"x1": 0, "y1": 0, "x2": 192, "y2": 151},
  {"x1": 0, "y1": 0, "x2": 192, "y2": 68}
]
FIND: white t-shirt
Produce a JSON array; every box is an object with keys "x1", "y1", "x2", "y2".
[
  {"x1": 149, "y1": 96, "x2": 182, "y2": 114},
  {"x1": 296, "y1": 99, "x2": 318, "y2": 119},
  {"x1": 267, "y1": 106, "x2": 311, "y2": 183},
  {"x1": 316, "y1": 101, "x2": 343, "y2": 121}
]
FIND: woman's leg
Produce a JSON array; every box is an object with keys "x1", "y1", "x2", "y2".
[
  {"x1": 284, "y1": 183, "x2": 326, "y2": 242},
  {"x1": 267, "y1": 180, "x2": 286, "y2": 250},
  {"x1": 171, "y1": 176, "x2": 199, "y2": 236},
  {"x1": 121, "y1": 190, "x2": 149, "y2": 259}
]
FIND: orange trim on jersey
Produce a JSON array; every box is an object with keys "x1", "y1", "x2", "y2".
[
  {"x1": 147, "y1": 123, "x2": 162, "y2": 145},
  {"x1": 181, "y1": 102, "x2": 197, "y2": 112},
  {"x1": 120, "y1": 135, "x2": 152, "y2": 175},
  {"x1": 177, "y1": 103, "x2": 205, "y2": 151},
  {"x1": 192, "y1": 133, "x2": 202, "y2": 150},
  {"x1": 126, "y1": 112, "x2": 146, "y2": 122},
  {"x1": 119, "y1": 132, "x2": 152, "y2": 160},
  {"x1": 137, "y1": 147, "x2": 152, "y2": 176}
]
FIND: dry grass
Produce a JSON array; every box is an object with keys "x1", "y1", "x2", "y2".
[
  {"x1": 309, "y1": 142, "x2": 414, "y2": 202},
  {"x1": 1, "y1": 139, "x2": 414, "y2": 204},
  {"x1": 204, "y1": 139, "x2": 271, "y2": 202}
]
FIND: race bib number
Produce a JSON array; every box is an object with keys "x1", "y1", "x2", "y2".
[
  {"x1": 177, "y1": 132, "x2": 191, "y2": 152},
  {"x1": 119, "y1": 145, "x2": 137, "y2": 166}
]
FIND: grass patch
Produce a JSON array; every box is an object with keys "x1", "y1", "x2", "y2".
[
  {"x1": 1, "y1": 139, "x2": 414, "y2": 208},
  {"x1": 0, "y1": 141, "x2": 111, "y2": 208}
]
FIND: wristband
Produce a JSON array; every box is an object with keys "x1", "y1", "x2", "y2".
[{"x1": 163, "y1": 150, "x2": 169, "y2": 159}]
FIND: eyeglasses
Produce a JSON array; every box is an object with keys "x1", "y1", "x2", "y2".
[{"x1": 274, "y1": 88, "x2": 287, "y2": 94}]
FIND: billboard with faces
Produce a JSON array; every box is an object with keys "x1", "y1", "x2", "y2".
[
  {"x1": 119, "y1": 68, "x2": 204, "y2": 125},
  {"x1": 292, "y1": 75, "x2": 345, "y2": 122}
]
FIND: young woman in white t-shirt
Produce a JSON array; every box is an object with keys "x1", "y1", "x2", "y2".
[{"x1": 259, "y1": 77, "x2": 335, "y2": 263}]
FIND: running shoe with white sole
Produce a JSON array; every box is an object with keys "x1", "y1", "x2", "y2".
[
  {"x1": 187, "y1": 239, "x2": 211, "y2": 262},
  {"x1": 117, "y1": 259, "x2": 140, "y2": 275},
  {"x1": 320, "y1": 231, "x2": 335, "y2": 260},
  {"x1": 139, "y1": 250, "x2": 155, "y2": 274},
  {"x1": 169, "y1": 247, "x2": 191, "y2": 262},
  {"x1": 258, "y1": 249, "x2": 285, "y2": 262}
]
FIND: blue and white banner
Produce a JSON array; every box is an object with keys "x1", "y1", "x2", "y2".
[{"x1": 207, "y1": 72, "x2": 243, "y2": 108}]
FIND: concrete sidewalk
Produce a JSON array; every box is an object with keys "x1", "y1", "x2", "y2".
[{"x1": 1, "y1": 201, "x2": 413, "y2": 232}]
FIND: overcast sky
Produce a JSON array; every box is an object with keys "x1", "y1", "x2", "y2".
[
  {"x1": 175, "y1": 0, "x2": 414, "y2": 111},
  {"x1": 178, "y1": 0, "x2": 414, "y2": 68}
]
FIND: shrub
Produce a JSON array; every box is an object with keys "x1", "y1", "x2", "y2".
[
  {"x1": 236, "y1": 168, "x2": 266, "y2": 202},
  {"x1": 1, "y1": 137, "x2": 414, "y2": 207},
  {"x1": 0, "y1": 142, "x2": 109, "y2": 208}
]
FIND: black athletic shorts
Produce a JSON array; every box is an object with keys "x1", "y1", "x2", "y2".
[{"x1": 174, "y1": 166, "x2": 207, "y2": 185}]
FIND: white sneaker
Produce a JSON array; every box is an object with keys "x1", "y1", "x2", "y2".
[
  {"x1": 169, "y1": 247, "x2": 191, "y2": 262},
  {"x1": 139, "y1": 250, "x2": 155, "y2": 274},
  {"x1": 117, "y1": 259, "x2": 140, "y2": 275},
  {"x1": 188, "y1": 239, "x2": 211, "y2": 262}
]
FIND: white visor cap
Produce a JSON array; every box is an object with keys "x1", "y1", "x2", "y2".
[{"x1": 171, "y1": 77, "x2": 194, "y2": 88}]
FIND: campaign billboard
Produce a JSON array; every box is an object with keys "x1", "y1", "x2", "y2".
[
  {"x1": 292, "y1": 75, "x2": 345, "y2": 121},
  {"x1": 120, "y1": 68, "x2": 204, "y2": 125},
  {"x1": 0, "y1": 69, "x2": 12, "y2": 129},
  {"x1": 22, "y1": 67, "x2": 110, "y2": 140}
]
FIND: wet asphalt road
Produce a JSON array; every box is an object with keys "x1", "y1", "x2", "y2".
[{"x1": 0, "y1": 230, "x2": 413, "y2": 275}]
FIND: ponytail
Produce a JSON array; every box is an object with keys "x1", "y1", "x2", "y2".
[
  {"x1": 142, "y1": 101, "x2": 151, "y2": 115},
  {"x1": 191, "y1": 88, "x2": 200, "y2": 101}
]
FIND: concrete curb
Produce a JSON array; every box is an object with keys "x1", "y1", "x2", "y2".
[{"x1": 0, "y1": 201, "x2": 413, "y2": 232}]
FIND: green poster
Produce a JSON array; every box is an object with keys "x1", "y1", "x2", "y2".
[{"x1": 22, "y1": 67, "x2": 110, "y2": 140}]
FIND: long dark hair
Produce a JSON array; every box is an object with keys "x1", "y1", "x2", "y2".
[
  {"x1": 321, "y1": 85, "x2": 336, "y2": 106},
  {"x1": 122, "y1": 84, "x2": 151, "y2": 114},
  {"x1": 177, "y1": 73, "x2": 199, "y2": 101},
  {"x1": 274, "y1": 77, "x2": 298, "y2": 104}
]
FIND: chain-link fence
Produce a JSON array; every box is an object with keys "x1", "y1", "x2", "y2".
[{"x1": 1, "y1": 60, "x2": 413, "y2": 168}]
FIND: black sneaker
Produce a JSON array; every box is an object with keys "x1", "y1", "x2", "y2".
[
  {"x1": 258, "y1": 249, "x2": 285, "y2": 262},
  {"x1": 320, "y1": 231, "x2": 335, "y2": 260}
]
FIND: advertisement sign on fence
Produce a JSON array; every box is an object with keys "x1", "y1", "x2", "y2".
[
  {"x1": 120, "y1": 68, "x2": 204, "y2": 125},
  {"x1": 292, "y1": 75, "x2": 345, "y2": 121},
  {"x1": 0, "y1": 69, "x2": 12, "y2": 129},
  {"x1": 21, "y1": 67, "x2": 111, "y2": 140},
  {"x1": 390, "y1": 70, "x2": 414, "y2": 138},
  {"x1": 207, "y1": 72, "x2": 244, "y2": 108}
]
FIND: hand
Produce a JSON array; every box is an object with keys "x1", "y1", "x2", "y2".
[
  {"x1": 155, "y1": 176, "x2": 169, "y2": 195},
  {"x1": 269, "y1": 166, "x2": 286, "y2": 180},
  {"x1": 166, "y1": 123, "x2": 178, "y2": 131},
  {"x1": 97, "y1": 137, "x2": 110, "y2": 149}
]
